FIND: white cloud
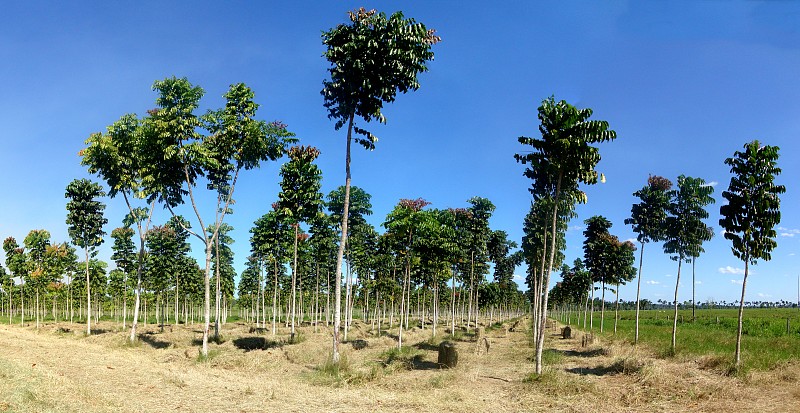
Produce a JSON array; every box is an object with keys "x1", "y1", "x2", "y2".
[
  {"x1": 624, "y1": 238, "x2": 637, "y2": 244},
  {"x1": 719, "y1": 266, "x2": 745, "y2": 275},
  {"x1": 757, "y1": 293, "x2": 772, "y2": 298},
  {"x1": 664, "y1": 273, "x2": 672, "y2": 277},
  {"x1": 695, "y1": 281, "x2": 702, "y2": 285},
  {"x1": 703, "y1": 181, "x2": 719, "y2": 187},
  {"x1": 645, "y1": 280, "x2": 660, "y2": 285},
  {"x1": 731, "y1": 279, "x2": 743, "y2": 285},
  {"x1": 568, "y1": 225, "x2": 585, "y2": 232},
  {"x1": 789, "y1": 253, "x2": 796, "y2": 257},
  {"x1": 781, "y1": 233, "x2": 795, "y2": 238},
  {"x1": 513, "y1": 274, "x2": 525, "y2": 282},
  {"x1": 778, "y1": 227, "x2": 800, "y2": 237}
]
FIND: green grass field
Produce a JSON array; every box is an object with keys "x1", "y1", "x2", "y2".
[{"x1": 559, "y1": 307, "x2": 800, "y2": 371}]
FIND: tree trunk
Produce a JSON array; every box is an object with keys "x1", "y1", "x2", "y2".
[
  {"x1": 635, "y1": 241, "x2": 645, "y2": 344},
  {"x1": 85, "y1": 247, "x2": 91, "y2": 336},
  {"x1": 600, "y1": 280, "x2": 606, "y2": 333},
  {"x1": 202, "y1": 243, "x2": 212, "y2": 357},
  {"x1": 272, "y1": 258, "x2": 279, "y2": 336},
  {"x1": 671, "y1": 258, "x2": 683, "y2": 353},
  {"x1": 692, "y1": 257, "x2": 696, "y2": 322},
  {"x1": 614, "y1": 284, "x2": 620, "y2": 334},
  {"x1": 734, "y1": 257, "x2": 749, "y2": 368},
  {"x1": 332, "y1": 114, "x2": 354, "y2": 363},
  {"x1": 291, "y1": 223, "x2": 299, "y2": 338},
  {"x1": 214, "y1": 232, "x2": 222, "y2": 341},
  {"x1": 535, "y1": 173, "x2": 562, "y2": 375}
]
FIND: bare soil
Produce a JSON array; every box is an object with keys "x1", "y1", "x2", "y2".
[{"x1": 0, "y1": 318, "x2": 798, "y2": 412}]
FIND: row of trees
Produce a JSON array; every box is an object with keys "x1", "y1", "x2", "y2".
[{"x1": 518, "y1": 97, "x2": 784, "y2": 370}]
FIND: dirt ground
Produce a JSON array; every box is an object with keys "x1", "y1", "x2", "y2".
[{"x1": 0, "y1": 318, "x2": 798, "y2": 412}]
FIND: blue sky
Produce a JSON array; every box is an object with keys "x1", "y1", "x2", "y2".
[{"x1": 1, "y1": 1, "x2": 799, "y2": 304}]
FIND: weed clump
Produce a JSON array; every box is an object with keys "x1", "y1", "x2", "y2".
[{"x1": 309, "y1": 355, "x2": 376, "y2": 386}]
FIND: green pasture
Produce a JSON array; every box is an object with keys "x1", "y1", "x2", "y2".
[{"x1": 558, "y1": 307, "x2": 800, "y2": 370}]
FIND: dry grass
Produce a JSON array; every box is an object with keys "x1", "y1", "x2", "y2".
[{"x1": 0, "y1": 318, "x2": 799, "y2": 412}]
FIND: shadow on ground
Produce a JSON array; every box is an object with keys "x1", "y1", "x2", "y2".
[
  {"x1": 139, "y1": 333, "x2": 171, "y2": 349},
  {"x1": 232, "y1": 336, "x2": 282, "y2": 352}
]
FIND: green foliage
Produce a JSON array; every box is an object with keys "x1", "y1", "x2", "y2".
[
  {"x1": 719, "y1": 141, "x2": 785, "y2": 264},
  {"x1": 110, "y1": 227, "x2": 136, "y2": 276},
  {"x1": 515, "y1": 96, "x2": 617, "y2": 204},
  {"x1": 277, "y1": 146, "x2": 324, "y2": 225},
  {"x1": 663, "y1": 175, "x2": 715, "y2": 263},
  {"x1": 626, "y1": 175, "x2": 672, "y2": 244},
  {"x1": 65, "y1": 179, "x2": 107, "y2": 252},
  {"x1": 321, "y1": 7, "x2": 440, "y2": 147},
  {"x1": 327, "y1": 185, "x2": 372, "y2": 229}
]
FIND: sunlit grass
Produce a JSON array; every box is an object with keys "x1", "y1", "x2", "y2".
[{"x1": 571, "y1": 308, "x2": 800, "y2": 370}]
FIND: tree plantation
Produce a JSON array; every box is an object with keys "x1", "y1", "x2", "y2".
[{"x1": 2, "y1": 5, "x2": 800, "y2": 413}]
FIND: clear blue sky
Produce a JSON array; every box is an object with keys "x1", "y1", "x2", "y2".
[{"x1": 1, "y1": 1, "x2": 799, "y2": 304}]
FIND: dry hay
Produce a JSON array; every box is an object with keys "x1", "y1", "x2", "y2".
[{"x1": 0, "y1": 318, "x2": 799, "y2": 412}]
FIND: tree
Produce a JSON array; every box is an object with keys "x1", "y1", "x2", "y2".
[
  {"x1": 24, "y1": 230, "x2": 52, "y2": 329},
  {"x1": 383, "y1": 198, "x2": 431, "y2": 348},
  {"x1": 625, "y1": 175, "x2": 672, "y2": 343},
  {"x1": 110, "y1": 227, "x2": 136, "y2": 328},
  {"x1": 276, "y1": 146, "x2": 324, "y2": 340},
  {"x1": 321, "y1": 7, "x2": 440, "y2": 363},
  {"x1": 663, "y1": 175, "x2": 714, "y2": 353},
  {"x1": 3, "y1": 238, "x2": 27, "y2": 325},
  {"x1": 65, "y1": 178, "x2": 108, "y2": 335},
  {"x1": 138, "y1": 78, "x2": 293, "y2": 356},
  {"x1": 719, "y1": 140, "x2": 784, "y2": 368},
  {"x1": 515, "y1": 97, "x2": 616, "y2": 374},
  {"x1": 250, "y1": 208, "x2": 293, "y2": 335},
  {"x1": 81, "y1": 113, "x2": 154, "y2": 343}
]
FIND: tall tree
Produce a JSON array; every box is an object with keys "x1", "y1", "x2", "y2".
[
  {"x1": 625, "y1": 175, "x2": 672, "y2": 343},
  {"x1": 515, "y1": 97, "x2": 616, "y2": 374},
  {"x1": 81, "y1": 113, "x2": 154, "y2": 343},
  {"x1": 321, "y1": 7, "x2": 440, "y2": 363},
  {"x1": 139, "y1": 78, "x2": 293, "y2": 356},
  {"x1": 663, "y1": 175, "x2": 714, "y2": 353},
  {"x1": 276, "y1": 146, "x2": 324, "y2": 340},
  {"x1": 65, "y1": 178, "x2": 108, "y2": 335},
  {"x1": 719, "y1": 140, "x2": 784, "y2": 368}
]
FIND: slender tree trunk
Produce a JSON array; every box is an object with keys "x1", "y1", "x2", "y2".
[
  {"x1": 671, "y1": 258, "x2": 683, "y2": 353},
  {"x1": 692, "y1": 257, "x2": 696, "y2": 322},
  {"x1": 535, "y1": 174, "x2": 563, "y2": 375},
  {"x1": 590, "y1": 282, "x2": 595, "y2": 330},
  {"x1": 85, "y1": 247, "x2": 91, "y2": 336},
  {"x1": 451, "y1": 268, "x2": 456, "y2": 335},
  {"x1": 614, "y1": 283, "x2": 620, "y2": 334},
  {"x1": 635, "y1": 241, "x2": 645, "y2": 344},
  {"x1": 128, "y1": 198, "x2": 154, "y2": 344},
  {"x1": 291, "y1": 224, "x2": 299, "y2": 339},
  {"x1": 332, "y1": 114, "x2": 354, "y2": 363},
  {"x1": 600, "y1": 280, "x2": 606, "y2": 333},
  {"x1": 202, "y1": 244, "x2": 212, "y2": 356},
  {"x1": 735, "y1": 257, "x2": 749, "y2": 368},
  {"x1": 272, "y1": 259, "x2": 278, "y2": 336},
  {"x1": 214, "y1": 230, "x2": 221, "y2": 340}
]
